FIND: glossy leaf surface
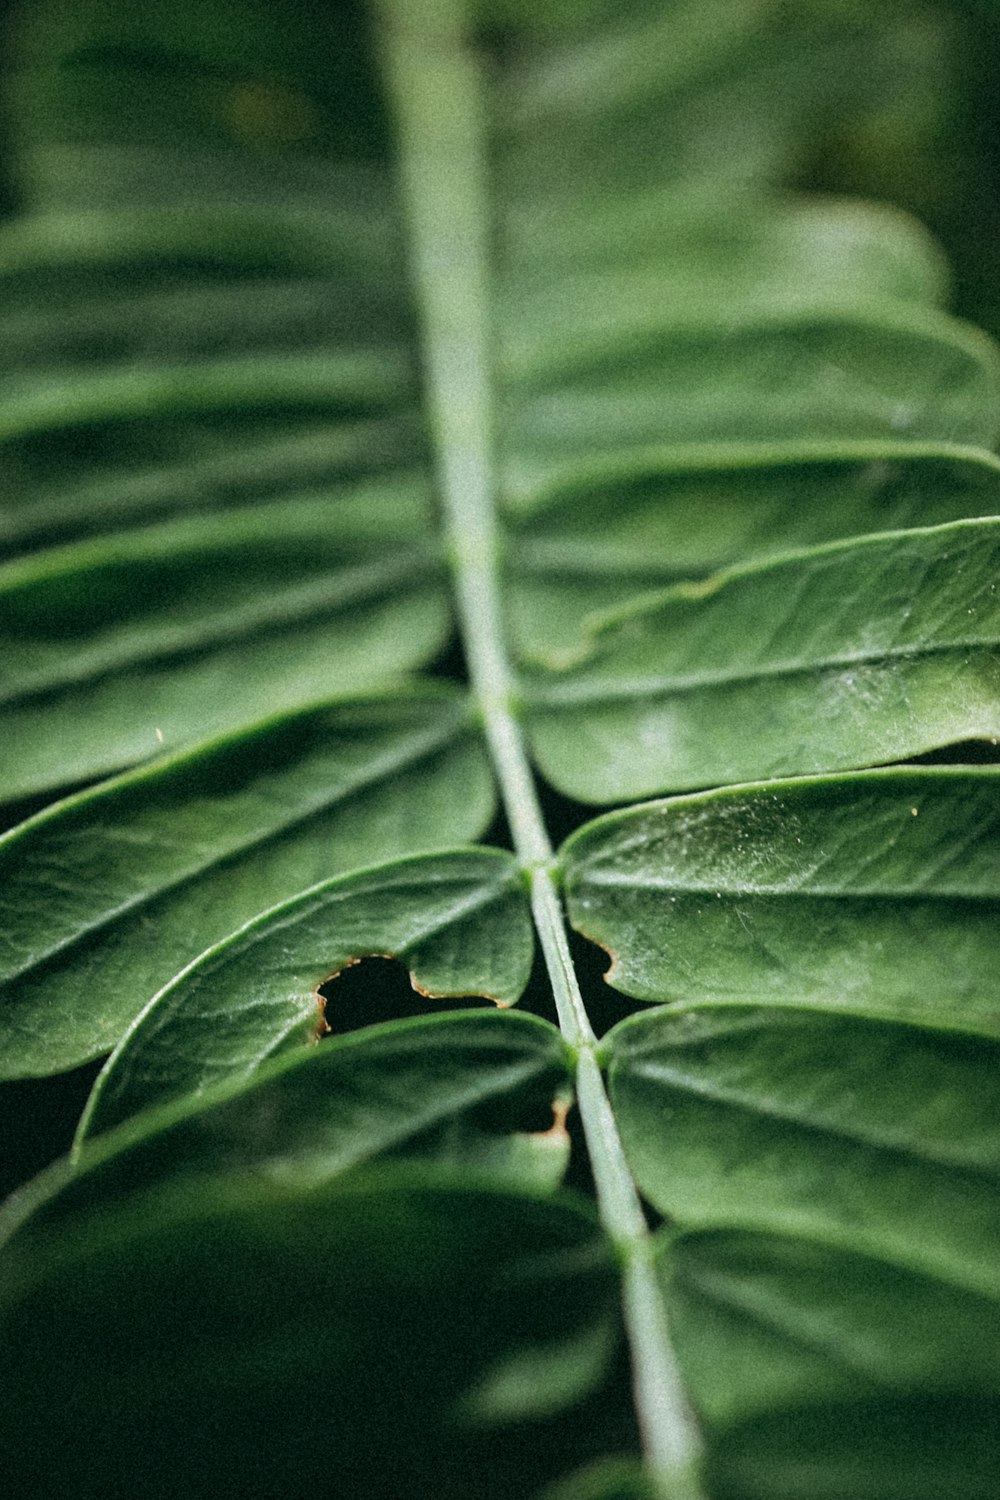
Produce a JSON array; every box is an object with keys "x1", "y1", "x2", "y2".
[
  {"x1": 506, "y1": 449, "x2": 1000, "y2": 660},
  {"x1": 606, "y1": 1002, "x2": 1000, "y2": 1284},
  {"x1": 603, "y1": 1007, "x2": 1000, "y2": 1494},
  {"x1": 527, "y1": 522, "x2": 1000, "y2": 800},
  {"x1": 0, "y1": 478, "x2": 446, "y2": 797}
]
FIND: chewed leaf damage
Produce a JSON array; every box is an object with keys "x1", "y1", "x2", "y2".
[{"x1": 316, "y1": 953, "x2": 500, "y2": 1038}]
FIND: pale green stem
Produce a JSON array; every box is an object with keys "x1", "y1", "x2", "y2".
[{"x1": 376, "y1": 2, "x2": 706, "y2": 1493}]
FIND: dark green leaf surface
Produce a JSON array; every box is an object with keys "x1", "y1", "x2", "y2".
[
  {"x1": 0, "y1": 201, "x2": 403, "y2": 292},
  {"x1": 0, "y1": 477, "x2": 447, "y2": 796},
  {"x1": 605, "y1": 1004, "x2": 1000, "y2": 1490},
  {"x1": 0, "y1": 407, "x2": 421, "y2": 555},
  {"x1": 0, "y1": 198, "x2": 421, "y2": 558},
  {"x1": 563, "y1": 767, "x2": 1000, "y2": 1029},
  {"x1": 541, "y1": 1455, "x2": 655, "y2": 1500},
  {"x1": 661, "y1": 1227, "x2": 1000, "y2": 1430},
  {"x1": 507, "y1": 448, "x2": 1000, "y2": 660},
  {"x1": 81, "y1": 847, "x2": 534, "y2": 1134},
  {"x1": 526, "y1": 522, "x2": 1000, "y2": 800},
  {"x1": 1, "y1": 1008, "x2": 569, "y2": 1246},
  {"x1": 1, "y1": 1, "x2": 999, "y2": 1496},
  {"x1": 8, "y1": 0, "x2": 397, "y2": 188},
  {"x1": 500, "y1": 198, "x2": 950, "y2": 389},
  {"x1": 0, "y1": 1168, "x2": 625, "y2": 1500},
  {"x1": 0, "y1": 348, "x2": 409, "y2": 442},
  {"x1": 0, "y1": 687, "x2": 493, "y2": 1078},
  {"x1": 706, "y1": 1395, "x2": 1000, "y2": 1500},
  {"x1": 605, "y1": 1000, "x2": 1000, "y2": 1280},
  {"x1": 502, "y1": 305, "x2": 1000, "y2": 499},
  {"x1": 496, "y1": 0, "x2": 940, "y2": 202}
]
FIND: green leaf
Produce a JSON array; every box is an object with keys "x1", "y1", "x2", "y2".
[
  {"x1": 526, "y1": 522, "x2": 1000, "y2": 800},
  {"x1": 0, "y1": 1167, "x2": 626, "y2": 1500},
  {"x1": 660, "y1": 1228, "x2": 1000, "y2": 1430},
  {"x1": 500, "y1": 197, "x2": 952, "y2": 390},
  {"x1": 705, "y1": 1396, "x2": 1000, "y2": 1500},
  {"x1": 606, "y1": 1003, "x2": 1000, "y2": 1285},
  {"x1": 495, "y1": 0, "x2": 945, "y2": 201},
  {"x1": 9, "y1": 0, "x2": 394, "y2": 179},
  {"x1": 507, "y1": 448, "x2": 1000, "y2": 661},
  {"x1": 1, "y1": 1008, "x2": 569, "y2": 1245},
  {"x1": 0, "y1": 479, "x2": 448, "y2": 797},
  {"x1": 0, "y1": 687, "x2": 494, "y2": 1077},
  {"x1": 605, "y1": 1002, "x2": 1000, "y2": 1489},
  {"x1": 503, "y1": 303, "x2": 1000, "y2": 484},
  {"x1": 81, "y1": 847, "x2": 534, "y2": 1134},
  {"x1": 3, "y1": 2, "x2": 1000, "y2": 1496},
  {"x1": 563, "y1": 766, "x2": 1000, "y2": 1030},
  {"x1": 0, "y1": 406, "x2": 420, "y2": 555},
  {"x1": 541, "y1": 1455, "x2": 656, "y2": 1500},
  {"x1": 0, "y1": 201, "x2": 420, "y2": 557}
]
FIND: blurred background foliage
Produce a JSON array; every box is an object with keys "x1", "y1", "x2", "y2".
[{"x1": 0, "y1": 2, "x2": 997, "y2": 328}]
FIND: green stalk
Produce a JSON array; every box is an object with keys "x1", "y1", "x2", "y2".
[{"x1": 377, "y1": 3, "x2": 705, "y2": 1493}]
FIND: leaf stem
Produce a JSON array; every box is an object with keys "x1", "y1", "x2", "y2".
[{"x1": 377, "y1": 3, "x2": 705, "y2": 1492}]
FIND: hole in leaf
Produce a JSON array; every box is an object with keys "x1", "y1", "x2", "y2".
[
  {"x1": 317, "y1": 955, "x2": 494, "y2": 1038},
  {"x1": 537, "y1": 774, "x2": 612, "y2": 849},
  {"x1": 0, "y1": 1055, "x2": 104, "y2": 1198},
  {"x1": 426, "y1": 622, "x2": 468, "y2": 686},
  {"x1": 567, "y1": 927, "x2": 650, "y2": 1039}
]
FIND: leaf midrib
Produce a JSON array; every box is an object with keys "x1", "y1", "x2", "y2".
[{"x1": 377, "y1": 3, "x2": 707, "y2": 1490}]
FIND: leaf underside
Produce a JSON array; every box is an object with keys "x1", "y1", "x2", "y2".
[{"x1": 0, "y1": 2, "x2": 998, "y2": 1498}]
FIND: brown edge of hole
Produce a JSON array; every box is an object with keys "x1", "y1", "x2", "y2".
[{"x1": 313, "y1": 952, "x2": 505, "y2": 1038}]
